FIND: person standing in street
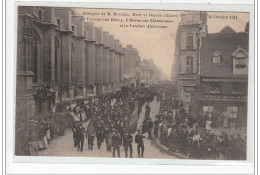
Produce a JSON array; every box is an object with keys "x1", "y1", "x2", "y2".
[
  {"x1": 135, "y1": 129, "x2": 145, "y2": 158},
  {"x1": 145, "y1": 103, "x2": 151, "y2": 120},
  {"x1": 76, "y1": 122, "x2": 86, "y2": 152},
  {"x1": 86, "y1": 123, "x2": 95, "y2": 150},
  {"x1": 72, "y1": 122, "x2": 78, "y2": 147},
  {"x1": 112, "y1": 130, "x2": 122, "y2": 158},
  {"x1": 96, "y1": 124, "x2": 103, "y2": 149},
  {"x1": 147, "y1": 118, "x2": 154, "y2": 139},
  {"x1": 104, "y1": 126, "x2": 113, "y2": 152},
  {"x1": 122, "y1": 130, "x2": 133, "y2": 158}
]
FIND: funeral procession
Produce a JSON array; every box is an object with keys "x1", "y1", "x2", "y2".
[{"x1": 15, "y1": 7, "x2": 248, "y2": 160}]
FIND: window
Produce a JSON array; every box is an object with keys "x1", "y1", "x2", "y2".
[
  {"x1": 227, "y1": 106, "x2": 238, "y2": 118},
  {"x1": 186, "y1": 56, "x2": 193, "y2": 73},
  {"x1": 28, "y1": 35, "x2": 38, "y2": 83},
  {"x1": 57, "y1": 19, "x2": 61, "y2": 29},
  {"x1": 212, "y1": 51, "x2": 221, "y2": 64},
  {"x1": 235, "y1": 58, "x2": 246, "y2": 68},
  {"x1": 213, "y1": 56, "x2": 220, "y2": 64},
  {"x1": 32, "y1": 45, "x2": 38, "y2": 83},
  {"x1": 210, "y1": 83, "x2": 220, "y2": 93},
  {"x1": 203, "y1": 106, "x2": 213, "y2": 117},
  {"x1": 186, "y1": 36, "x2": 194, "y2": 49}
]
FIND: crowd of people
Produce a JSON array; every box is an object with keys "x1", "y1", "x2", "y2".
[
  {"x1": 71, "y1": 84, "x2": 159, "y2": 158},
  {"x1": 153, "y1": 84, "x2": 247, "y2": 160},
  {"x1": 18, "y1": 82, "x2": 246, "y2": 160},
  {"x1": 21, "y1": 83, "x2": 158, "y2": 157}
]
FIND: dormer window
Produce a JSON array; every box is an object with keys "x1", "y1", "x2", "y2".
[
  {"x1": 212, "y1": 51, "x2": 221, "y2": 64},
  {"x1": 232, "y1": 46, "x2": 248, "y2": 71},
  {"x1": 213, "y1": 56, "x2": 220, "y2": 64},
  {"x1": 235, "y1": 58, "x2": 246, "y2": 68}
]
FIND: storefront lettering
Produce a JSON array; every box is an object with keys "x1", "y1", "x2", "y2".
[
  {"x1": 202, "y1": 78, "x2": 247, "y2": 83},
  {"x1": 203, "y1": 94, "x2": 247, "y2": 100}
]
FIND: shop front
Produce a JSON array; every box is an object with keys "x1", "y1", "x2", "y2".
[{"x1": 199, "y1": 94, "x2": 247, "y2": 128}]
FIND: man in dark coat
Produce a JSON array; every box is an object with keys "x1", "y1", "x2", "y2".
[
  {"x1": 76, "y1": 122, "x2": 86, "y2": 152},
  {"x1": 135, "y1": 129, "x2": 145, "y2": 158},
  {"x1": 96, "y1": 124, "x2": 103, "y2": 149},
  {"x1": 86, "y1": 123, "x2": 95, "y2": 150},
  {"x1": 145, "y1": 104, "x2": 151, "y2": 120},
  {"x1": 72, "y1": 122, "x2": 78, "y2": 147},
  {"x1": 122, "y1": 130, "x2": 133, "y2": 158},
  {"x1": 147, "y1": 118, "x2": 154, "y2": 139},
  {"x1": 112, "y1": 130, "x2": 122, "y2": 158}
]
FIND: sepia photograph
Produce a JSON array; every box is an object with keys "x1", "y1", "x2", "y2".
[{"x1": 15, "y1": 6, "x2": 250, "y2": 161}]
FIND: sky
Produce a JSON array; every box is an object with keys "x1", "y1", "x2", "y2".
[{"x1": 74, "y1": 8, "x2": 249, "y2": 80}]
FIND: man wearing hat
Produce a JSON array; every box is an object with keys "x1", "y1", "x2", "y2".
[
  {"x1": 76, "y1": 122, "x2": 86, "y2": 152},
  {"x1": 72, "y1": 122, "x2": 78, "y2": 147},
  {"x1": 112, "y1": 129, "x2": 122, "y2": 158},
  {"x1": 147, "y1": 118, "x2": 154, "y2": 140},
  {"x1": 96, "y1": 123, "x2": 103, "y2": 149},
  {"x1": 122, "y1": 130, "x2": 133, "y2": 158},
  {"x1": 86, "y1": 123, "x2": 95, "y2": 150},
  {"x1": 135, "y1": 129, "x2": 145, "y2": 158}
]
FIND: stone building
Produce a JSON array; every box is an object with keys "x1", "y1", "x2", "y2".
[
  {"x1": 172, "y1": 11, "x2": 208, "y2": 117},
  {"x1": 16, "y1": 6, "x2": 163, "y2": 155},
  {"x1": 198, "y1": 26, "x2": 248, "y2": 127},
  {"x1": 172, "y1": 11, "x2": 249, "y2": 125},
  {"x1": 140, "y1": 59, "x2": 154, "y2": 86},
  {"x1": 16, "y1": 6, "x2": 142, "y2": 120},
  {"x1": 122, "y1": 45, "x2": 141, "y2": 86}
]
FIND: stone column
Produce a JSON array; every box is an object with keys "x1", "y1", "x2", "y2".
[
  {"x1": 114, "y1": 40, "x2": 120, "y2": 88},
  {"x1": 109, "y1": 35, "x2": 115, "y2": 91},
  {"x1": 94, "y1": 27, "x2": 104, "y2": 97},
  {"x1": 85, "y1": 22, "x2": 95, "y2": 96},
  {"x1": 103, "y1": 31, "x2": 110, "y2": 93}
]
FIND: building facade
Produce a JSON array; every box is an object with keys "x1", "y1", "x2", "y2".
[
  {"x1": 172, "y1": 11, "x2": 208, "y2": 117},
  {"x1": 198, "y1": 26, "x2": 248, "y2": 127},
  {"x1": 16, "y1": 6, "x2": 150, "y2": 121},
  {"x1": 172, "y1": 11, "x2": 249, "y2": 127}
]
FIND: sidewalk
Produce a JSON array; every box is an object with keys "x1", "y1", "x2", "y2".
[{"x1": 152, "y1": 137, "x2": 188, "y2": 159}]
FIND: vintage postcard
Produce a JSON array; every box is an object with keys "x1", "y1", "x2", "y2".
[{"x1": 15, "y1": 5, "x2": 251, "y2": 162}]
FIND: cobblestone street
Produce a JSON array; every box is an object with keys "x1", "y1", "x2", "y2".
[{"x1": 39, "y1": 97, "x2": 176, "y2": 159}]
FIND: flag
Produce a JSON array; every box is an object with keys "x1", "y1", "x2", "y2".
[{"x1": 128, "y1": 100, "x2": 138, "y2": 133}]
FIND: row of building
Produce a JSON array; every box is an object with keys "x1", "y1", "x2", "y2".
[
  {"x1": 16, "y1": 6, "x2": 161, "y2": 120},
  {"x1": 172, "y1": 11, "x2": 249, "y2": 127}
]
